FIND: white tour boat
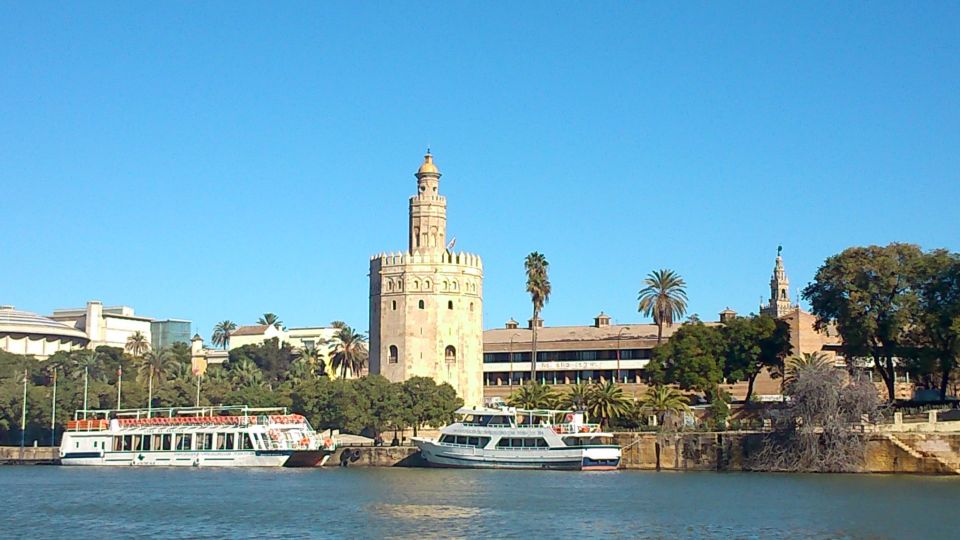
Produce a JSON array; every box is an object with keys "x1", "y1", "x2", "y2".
[
  {"x1": 413, "y1": 406, "x2": 621, "y2": 471},
  {"x1": 59, "y1": 405, "x2": 336, "y2": 467}
]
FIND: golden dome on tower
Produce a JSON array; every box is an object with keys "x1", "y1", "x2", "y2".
[{"x1": 416, "y1": 150, "x2": 440, "y2": 176}]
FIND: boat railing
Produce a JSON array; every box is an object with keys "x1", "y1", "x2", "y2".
[
  {"x1": 551, "y1": 423, "x2": 603, "y2": 434},
  {"x1": 66, "y1": 419, "x2": 108, "y2": 431}
]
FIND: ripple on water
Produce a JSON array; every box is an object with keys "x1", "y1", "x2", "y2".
[{"x1": 1, "y1": 468, "x2": 958, "y2": 539}]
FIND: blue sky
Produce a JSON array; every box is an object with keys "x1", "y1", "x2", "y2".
[{"x1": 2, "y1": 3, "x2": 958, "y2": 340}]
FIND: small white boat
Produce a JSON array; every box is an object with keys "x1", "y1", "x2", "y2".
[
  {"x1": 59, "y1": 406, "x2": 336, "y2": 467},
  {"x1": 413, "y1": 407, "x2": 621, "y2": 471}
]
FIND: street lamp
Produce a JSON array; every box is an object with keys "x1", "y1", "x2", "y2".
[
  {"x1": 508, "y1": 332, "x2": 520, "y2": 387},
  {"x1": 616, "y1": 326, "x2": 630, "y2": 384}
]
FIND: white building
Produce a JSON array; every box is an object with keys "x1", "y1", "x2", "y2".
[
  {"x1": 49, "y1": 300, "x2": 153, "y2": 350},
  {"x1": 0, "y1": 305, "x2": 90, "y2": 359}
]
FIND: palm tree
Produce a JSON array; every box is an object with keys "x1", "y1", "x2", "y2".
[
  {"x1": 783, "y1": 352, "x2": 833, "y2": 389},
  {"x1": 73, "y1": 350, "x2": 106, "y2": 382},
  {"x1": 637, "y1": 269, "x2": 688, "y2": 344},
  {"x1": 230, "y1": 358, "x2": 263, "y2": 387},
  {"x1": 639, "y1": 385, "x2": 690, "y2": 425},
  {"x1": 298, "y1": 347, "x2": 327, "y2": 377},
  {"x1": 560, "y1": 382, "x2": 592, "y2": 410},
  {"x1": 212, "y1": 320, "x2": 237, "y2": 350},
  {"x1": 258, "y1": 313, "x2": 283, "y2": 329},
  {"x1": 138, "y1": 348, "x2": 175, "y2": 410},
  {"x1": 507, "y1": 383, "x2": 559, "y2": 410},
  {"x1": 586, "y1": 381, "x2": 632, "y2": 428},
  {"x1": 125, "y1": 331, "x2": 150, "y2": 358},
  {"x1": 287, "y1": 358, "x2": 317, "y2": 384},
  {"x1": 329, "y1": 323, "x2": 368, "y2": 379},
  {"x1": 524, "y1": 252, "x2": 551, "y2": 382},
  {"x1": 639, "y1": 384, "x2": 690, "y2": 471}
]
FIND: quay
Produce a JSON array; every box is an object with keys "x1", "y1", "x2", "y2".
[{"x1": 0, "y1": 447, "x2": 58, "y2": 465}]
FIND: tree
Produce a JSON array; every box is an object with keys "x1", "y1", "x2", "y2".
[
  {"x1": 722, "y1": 314, "x2": 793, "y2": 402},
  {"x1": 560, "y1": 382, "x2": 591, "y2": 410},
  {"x1": 297, "y1": 346, "x2": 327, "y2": 377},
  {"x1": 784, "y1": 352, "x2": 834, "y2": 387},
  {"x1": 639, "y1": 385, "x2": 689, "y2": 425},
  {"x1": 229, "y1": 358, "x2": 263, "y2": 388},
  {"x1": 400, "y1": 377, "x2": 463, "y2": 436},
  {"x1": 258, "y1": 313, "x2": 283, "y2": 330},
  {"x1": 639, "y1": 384, "x2": 690, "y2": 471},
  {"x1": 229, "y1": 338, "x2": 296, "y2": 383},
  {"x1": 125, "y1": 331, "x2": 150, "y2": 358},
  {"x1": 328, "y1": 324, "x2": 368, "y2": 379},
  {"x1": 803, "y1": 243, "x2": 924, "y2": 401},
  {"x1": 753, "y1": 356, "x2": 882, "y2": 472},
  {"x1": 507, "y1": 382, "x2": 558, "y2": 409},
  {"x1": 585, "y1": 381, "x2": 631, "y2": 427},
  {"x1": 355, "y1": 375, "x2": 403, "y2": 438},
  {"x1": 138, "y1": 348, "x2": 176, "y2": 409},
  {"x1": 524, "y1": 252, "x2": 551, "y2": 382},
  {"x1": 637, "y1": 269, "x2": 688, "y2": 344},
  {"x1": 646, "y1": 322, "x2": 725, "y2": 400},
  {"x1": 212, "y1": 320, "x2": 237, "y2": 350},
  {"x1": 914, "y1": 250, "x2": 960, "y2": 400}
]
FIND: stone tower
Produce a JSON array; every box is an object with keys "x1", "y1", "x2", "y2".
[
  {"x1": 760, "y1": 245, "x2": 796, "y2": 318},
  {"x1": 369, "y1": 151, "x2": 484, "y2": 406}
]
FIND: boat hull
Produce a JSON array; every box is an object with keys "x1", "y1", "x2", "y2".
[
  {"x1": 60, "y1": 450, "x2": 290, "y2": 467},
  {"x1": 413, "y1": 439, "x2": 620, "y2": 471},
  {"x1": 282, "y1": 450, "x2": 334, "y2": 468}
]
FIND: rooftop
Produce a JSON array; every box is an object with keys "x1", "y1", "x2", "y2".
[{"x1": 0, "y1": 305, "x2": 90, "y2": 341}]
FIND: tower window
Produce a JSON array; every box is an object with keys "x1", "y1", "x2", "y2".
[
  {"x1": 418, "y1": 300, "x2": 425, "y2": 309},
  {"x1": 445, "y1": 345, "x2": 457, "y2": 363},
  {"x1": 388, "y1": 345, "x2": 398, "y2": 364},
  {"x1": 392, "y1": 300, "x2": 397, "y2": 311},
  {"x1": 448, "y1": 301, "x2": 454, "y2": 310},
  {"x1": 470, "y1": 302, "x2": 474, "y2": 312}
]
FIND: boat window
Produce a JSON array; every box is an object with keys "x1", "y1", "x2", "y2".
[
  {"x1": 467, "y1": 437, "x2": 479, "y2": 447},
  {"x1": 240, "y1": 433, "x2": 254, "y2": 450},
  {"x1": 152, "y1": 434, "x2": 162, "y2": 450},
  {"x1": 477, "y1": 437, "x2": 490, "y2": 448},
  {"x1": 196, "y1": 433, "x2": 213, "y2": 450},
  {"x1": 225, "y1": 433, "x2": 235, "y2": 450},
  {"x1": 114, "y1": 437, "x2": 122, "y2": 451},
  {"x1": 122, "y1": 435, "x2": 133, "y2": 451},
  {"x1": 161, "y1": 434, "x2": 173, "y2": 451},
  {"x1": 216, "y1": 433, "x2": 226, "y2": 450},
  {"x1": 132, "y1": 435, "x2": 142, "y2": 451},
  {"x1": 176, "y1": 434, "x2": 192, "y2": 451},
  {"x1": 439, "y1": 435, "x2": 453, "y2": 444}
]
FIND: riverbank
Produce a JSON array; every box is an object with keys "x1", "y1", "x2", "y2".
[
  {"x1": 7, "y1": 430, "x2": 960, "y2": 473},
  {"x1": 328, "y1": 431, "x2": 960, "y2": 474},
  {"x1": 0, "y1": 446, "x2": 57, "y2": 465}
]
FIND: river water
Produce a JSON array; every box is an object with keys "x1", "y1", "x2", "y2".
[{"x1": 2, "y1": 467, "x2": 958, "y2": 539}]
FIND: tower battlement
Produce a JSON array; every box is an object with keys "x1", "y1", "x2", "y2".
[{"x1": 370, "y1": 250, "x2": 483, "y2": 270}]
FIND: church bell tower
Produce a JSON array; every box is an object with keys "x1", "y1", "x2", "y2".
[{"x1": 761, "y1": 245, "x2": 796, "y2": 318}]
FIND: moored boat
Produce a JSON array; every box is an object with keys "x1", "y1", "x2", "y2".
[
  {"x1": 412, "y1": 407, "x2": 621, "y2": 471},
  {"x1": 59, "y1": 405, "x2": 336, "y2": 467}
]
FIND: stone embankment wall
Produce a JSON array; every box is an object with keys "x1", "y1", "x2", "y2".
[
  {"x1": 331, "y1": 446, "x2": 423, "y2": 467},
  {"x1": 613, "y1": 432, "x2": 960, "y2": 474},
  {"x1": 0, "y1": 446, "x2": 57, "y2": 464}
]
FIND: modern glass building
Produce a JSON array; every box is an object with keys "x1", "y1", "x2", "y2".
[{"x1": 151, "y1": 319, "x2": 192, "y2": 350}]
